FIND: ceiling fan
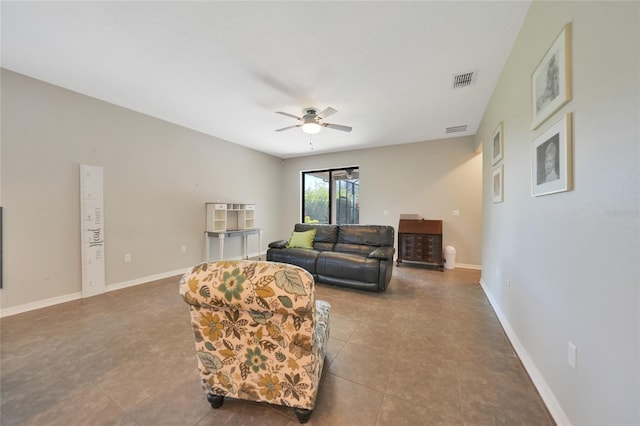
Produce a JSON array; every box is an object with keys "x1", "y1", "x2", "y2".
[{"x1": 275, "y1": 107, "x2": 352, "y2": 134}]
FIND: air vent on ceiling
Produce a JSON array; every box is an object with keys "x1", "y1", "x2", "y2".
[
  {"x1": 452, "y1": 70, "x2": 477, "y2": 89},
  {"x1": 446, "y1": 125, "x2": 468, "y2": 134}
]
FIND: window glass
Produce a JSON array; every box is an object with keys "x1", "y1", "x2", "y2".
[
  {"x1": 335, "y1": 168, "x2": 359, "y2": 225},
  {"x1": 303, "y1": 171, "x2": 330, "y2": 223},
  {"x1": 302, "y1": 167, "x2": 359, "y2": 224}
]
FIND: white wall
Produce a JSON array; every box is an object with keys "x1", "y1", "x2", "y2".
[
  {"x1": 0, "y1": 70, "x2": 284, "y2": 312},
  {"x1": 279, "y1": 137, "x2": 483, "y2": 267},
  {"x1": 476, "y1": 1, "x2": 639, "y2": 424}
]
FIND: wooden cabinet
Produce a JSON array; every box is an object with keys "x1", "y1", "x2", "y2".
[{"x1": 397, "y1": 219, "x2": 443, "y2": 270}]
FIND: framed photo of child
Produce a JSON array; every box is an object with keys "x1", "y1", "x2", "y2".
[
  {"x1": 531, "y1": 23, "x2": 572, "y2": 130},
  {"x1": 532, "y1": 113, "x2": 572, "y2": 197},
  {"x1": 492, "y1": 165, "x2": 504, "y2": 203}
]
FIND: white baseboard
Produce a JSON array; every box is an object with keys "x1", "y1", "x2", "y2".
[
  {"x1": 0, "y1": 291, "x2": 83, "y2": 318},
  {"x1": 106, "y1": 268, "x2": 189, "y2": 292},
  {"x1": 108, "y1": 253, "x2": 264, "y2": 293},
  {"x1": 0, "y1": 269, "x2": 189, "y2": 318},
  {"x1": 479, "y1": 278, "x2": 571, "y2": 426},
  {"x1": 453, "y1": 263, "x2": 481, "y2": 270},
  {"x1": 0, "y1": 255, "x2": 264, "y2": 318}
]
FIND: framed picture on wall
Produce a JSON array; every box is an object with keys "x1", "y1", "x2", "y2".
[
  {"x1": 492, "y1": 121, "x2": 504, "y2": 165},
  {"x1": 532, "y1": 113, "x2": 572, "y2": 197},
  {"x1": 531, "y1": 23, "x2": 572, "y2": 129},
  {"x1": 492, "y1": 164, "x2": 504, "y2": 203}
]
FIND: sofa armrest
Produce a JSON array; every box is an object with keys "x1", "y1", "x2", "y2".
[
  {"x1": 268, "y1": 239, "x2": 288, "y2": 249},
  {"x1": 368, "y1": 246, "x2": 395, "y2": 260}
]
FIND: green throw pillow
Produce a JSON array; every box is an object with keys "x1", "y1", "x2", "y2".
[{"x1": 286, "y1": 229, "x2": 317, "y2": 249}]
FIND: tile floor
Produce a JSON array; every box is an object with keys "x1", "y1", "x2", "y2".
[{"x1": 1, "y1": 265, "x2": 554, "y2": 425}]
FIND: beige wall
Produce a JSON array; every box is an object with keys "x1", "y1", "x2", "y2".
[
  {"x1": 279, "y1": 137, "x2": 483, "y2": 266},
  {"x1": 0, "y1": 70, "x2": 482, "y2": 314},
  {"x1": 3, "y1": 1, "x2": 638, "y2": 422},
  {"x1": 1, "y1": 68, "x2": 484, "y2": 316},
  {"x1": 476, "y1": 1, "x2": 639, "y2": 424},
  {"x1": 1, "y1": 70, "x2": 284, "y2": 312}
]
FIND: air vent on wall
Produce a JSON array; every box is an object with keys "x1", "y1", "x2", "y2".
[
  {"x1": 452, "y1": 70, "x2": 477, "y2": 89},
  {"x1": 446, "y1": 125, "x2": 468, "y2": 134}
]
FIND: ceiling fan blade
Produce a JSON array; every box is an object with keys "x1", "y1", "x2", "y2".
[
  {"x1": 275, "y1": 124, "x2": 302, "y2": 132},
  {"x1": 276, "y1": 111, "x2": 302, "y2": 121},
  {"x1": 323, "y1": 123, "x2": 352, "y2": 132},
  {"x1": 316, "y1": 107, "x2": 337, "y2": 120}
]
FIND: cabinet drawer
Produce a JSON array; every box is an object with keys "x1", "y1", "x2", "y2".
[
  {"x1": 402, "y1": 240, "x2": 423, "y2": 249},
  {"x1": 426, "y1": 241, "x2": 440, "y2": 250},
  {"x1": 404, "y1": 253, "x2": 423, "y2": 261}
]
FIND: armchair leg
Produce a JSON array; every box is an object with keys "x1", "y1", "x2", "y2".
[
  {"x1": 206, "y1": 393, "x2": 224, "y2": 409},
  {"x1": 294, "y1": 407, "x2": 312, "y2": 423}
]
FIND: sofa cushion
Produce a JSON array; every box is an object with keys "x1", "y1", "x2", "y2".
[
  {"x1": 267, "y1": 247, "x2": 321, "y2": 274},
  {"x1": 337, "y1": 225, "x2": 394, "y2": 246},
  {"x1": 294, "y1": 224, "x2": 338, "y2": 251},
  {"x1": 333, "y1": 243, "x2": 374, "y2": 256},
  {"x1": 286, "y1": 229, "x2": 317, "y2": 249},
  {"x1": 316, "y1": 251, "x2": 380, "y2": 284},
  {"x1": 334, "y1": 225, "x2": 395, "y2": 256}
]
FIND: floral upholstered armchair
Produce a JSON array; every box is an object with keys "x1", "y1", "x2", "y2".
[{"x1": 179, "y1": 260, "x2": 331, "y2": 423}]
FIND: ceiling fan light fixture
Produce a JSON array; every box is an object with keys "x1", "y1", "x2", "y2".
[
  {"x1": 302, "y1": 122, "x2": 321, "y2": 134},
  {"x1": 275, "y1": 107, "x2": 351, "y2": 135}
]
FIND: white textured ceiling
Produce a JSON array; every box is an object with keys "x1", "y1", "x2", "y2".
[{"x1": 1, "y1": 1, "x2": 530, "y2": 159}]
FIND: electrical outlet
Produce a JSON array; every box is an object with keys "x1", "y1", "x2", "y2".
[
  {"x1": 181, "y1": 245, "x2": 187, "y2": 253},
  {"x1": 567, "y1": 341, "x2": 577, "y2": 369},
  {"x1": 452, "y1": 209, "x2": 460, "y2": 217},
  {"x1": 506, "y1": 279, "x2": 511, "y2": 288},
  {"x1": 124, "y1": 253, "x2": 132, "y2": 263},
  {"x1": 383, "y1": 210, "x2": 389, "y2": 216}
]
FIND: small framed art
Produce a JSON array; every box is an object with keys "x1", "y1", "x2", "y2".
[
  {"x1": 492, "y1": 165, "x2": 504, "y2": 203},
  {"x1": 532, "y1": 112, "x2": 572, "y2": 197},
  {"x1": 531, "y1": 23, "x2": 572, "y2": 129},
  {"x1": 492, "y1": 121, "x2": 504, "y2": 165}
]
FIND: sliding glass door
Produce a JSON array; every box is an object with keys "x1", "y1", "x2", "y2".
[{"x1": 302, "y1": 167, "x2": 359, "y2": 224}]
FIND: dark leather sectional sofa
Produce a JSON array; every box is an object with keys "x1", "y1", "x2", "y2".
[{"x1": 267, "y1": 223, "x2": 395, "y2": 292}]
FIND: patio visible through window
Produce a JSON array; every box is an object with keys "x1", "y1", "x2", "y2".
[{"x1": 302, "y1": 167, "x2": 359, "y2": 224}]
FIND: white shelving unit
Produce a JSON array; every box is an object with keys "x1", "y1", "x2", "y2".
[
  {"x1": 204, "y1": 202, "x2": 261, "y2": 261},
  {"x1": 206, "y1": 203, "x2": 256, "y2": 232},
  {"x1": 244, "y1": 204, "x2": 256, "y2": 229}
]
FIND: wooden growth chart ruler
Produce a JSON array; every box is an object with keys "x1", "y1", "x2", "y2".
[{"x1": 80, "y1": 165, "x2": 106, "y2": 297}]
